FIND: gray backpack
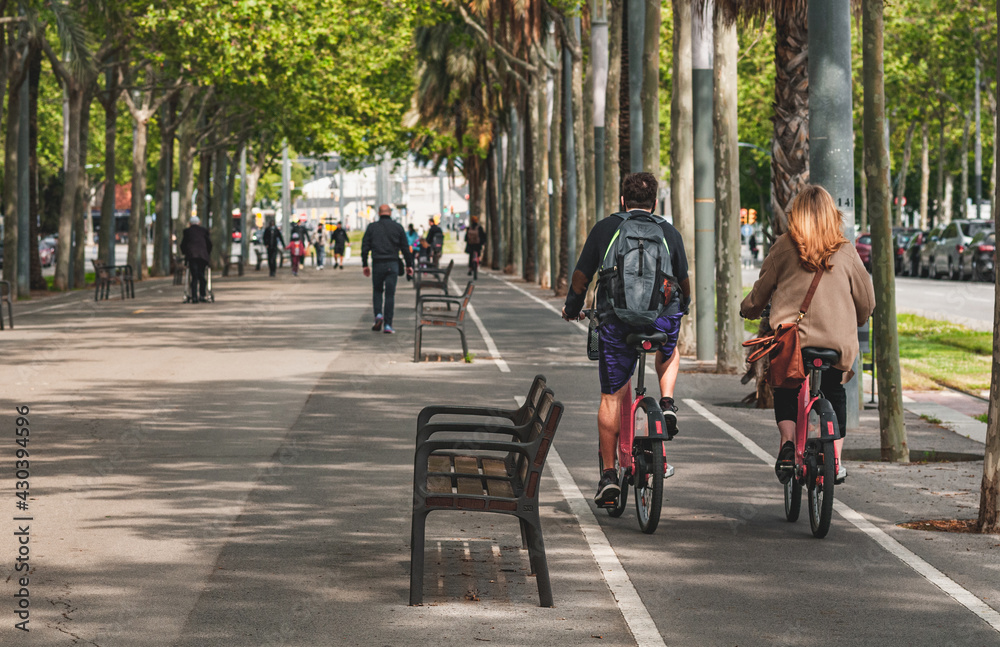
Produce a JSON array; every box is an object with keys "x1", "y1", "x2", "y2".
[{"x1": 597, "y1": 212, "x2": 679, "y2": 326}]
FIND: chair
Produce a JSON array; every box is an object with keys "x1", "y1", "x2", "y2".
[{"x1": 414, "y1": 281, "x2": 474, "y2": 362}]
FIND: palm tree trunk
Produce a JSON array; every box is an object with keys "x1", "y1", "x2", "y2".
[
  {"x1": 642, "y1": 0, "x2": 660, "y2": 179},
  {"x1": 550, "y1": 32, "x2": 566, "y2": 294},
  {"x1": 532, "y1": 59, "x2": 551, "y2": 289},
  {"x1": 618, "y1": 0, "x2": 631, "y2": 182},
  {"x1": 486, "y1": 140, "x2": 499, "y2": 270},
  {"x1": 603, "y1": 0, "x2": 622, "y2": 217},
  {"x1": 713, "y1": 10, "x2": 741, "y2": 373},
  {"x1": 977, "y1": 0, "x2": 1000, "y2": 533},
  {"x1": 523, "y1": 97, "x2": 538, "y2": 283},
  {"x1": 671, "y1": 0, "x2": 696, "y2": 357},
  {"x1": 864, "y1": 0, "x2": 908, "y2": 462},
  {"x1": 571, "y1": 19, "x2": 589, "y2": 257},
  {"x1": 894, "y1": 121, "x2": 915, "y2": 227},
  {"x1": 919, "y1": 122, "x2": 930, "y2": 229},
  {"x1": 771, "y1": 2, "x2": 810, "y2": 233}
]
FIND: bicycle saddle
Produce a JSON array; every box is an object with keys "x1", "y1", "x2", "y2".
[
  {"x1": 801, "y1": 347, "x2": 840, "y2": 370},
  {"x1": 625, "y1": 332, "x2": 668, "y2": 349}
]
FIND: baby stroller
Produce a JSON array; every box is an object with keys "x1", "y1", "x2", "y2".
[{"x1": 182, "y1": 260, "x2": 215, "y2": 303}]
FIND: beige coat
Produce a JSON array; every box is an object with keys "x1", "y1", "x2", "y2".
[{"x1": 740, "y1": 234, "x2": 876, "y2": 375}]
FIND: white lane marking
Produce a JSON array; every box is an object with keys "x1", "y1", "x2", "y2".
[
  {"x1": 684, "y1": 398, "x2": 1000, "y2": 634},
  {"x1": 448, "y1": 278, "x2": 509, "y2": 373},
  {"x1": 547, "y1": 447, "x2": 667, "y2": 647},
  {"x1": 490, "y1": 273, "x2": 588, "y2": 333}
]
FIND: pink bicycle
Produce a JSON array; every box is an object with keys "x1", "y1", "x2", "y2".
[
  {"x1": 782, "y1": 347, "x2": 842, "y2": 538},
  {"x1": 587, "y1": 310, "x2": 675, "y2": 534}
]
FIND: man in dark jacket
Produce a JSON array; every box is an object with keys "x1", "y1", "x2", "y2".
[
  {"x1": 180, "y1": 216, "x2": 213, "y2": 303},
  {"x1": 331, "y1": 222, "x2": 349, "y2": 269},
  {"x1": 361, "y1": 204, "x2": 414, "y2": 334},
  {"x1": 262, "y1": 219, "x2": 284, "y2": 276},
  {"x1": 425, "y1": 217, "x2": 444, "y2": 267}
]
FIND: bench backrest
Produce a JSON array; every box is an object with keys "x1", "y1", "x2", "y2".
[
  {"x1": 515, "y1": 390, "x2": 563, "y2": 501},
  {"x1": 455, "y1": 282, "x2": 475, "y2": 321},
  {"x1": 513, "y1": 374, "x2": 547, "y2": 426},
  {"x1": 441, "y1": 259, "x2": 455, "y2": 280}
]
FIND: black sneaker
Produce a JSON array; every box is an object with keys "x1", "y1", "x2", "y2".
[
  {"x1": 372, "y1": 315, "x2": 384, "y2": 332},
  {"x1": 775, "y1": 441, "x2": 795, "y2": 484},
  {"x1": 594, "y1": 469, "x2": 620, "y2": 507},
  {"x1": 659, "y1": 397, "x2": 679, "y2": 439}
]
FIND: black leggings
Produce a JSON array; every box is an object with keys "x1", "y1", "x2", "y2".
[{"x1": 773, "y1": 368, "x2": 847, "y2": 438}]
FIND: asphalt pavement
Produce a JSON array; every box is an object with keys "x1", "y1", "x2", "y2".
[{"x1": 1, "y1": 256, "x2": 998, "y2": 646}]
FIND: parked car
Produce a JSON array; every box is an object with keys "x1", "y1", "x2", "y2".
[
  {"x1": 918, "y1": 225, "x2": 946, "y2": 278},
  {"x1": 926, "y1": 219, "x2": 993, "y2": 279},
  {"x1": 855, "y1": 233, "x2": 872, "y2": 271},
  {"x1": 958, "y1": 230, "x2": 996, "y2": 282},
  {"x1": 891, "y1": 228, "x2": 920, "y2": 275}
]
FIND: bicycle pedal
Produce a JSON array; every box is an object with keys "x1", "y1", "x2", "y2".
[
  {"x1": 596, "y1": 497, "x2": 619, "y2": 508},
  {"x1": 665, "y1": 464, "x2": 675, "y2": 479}
]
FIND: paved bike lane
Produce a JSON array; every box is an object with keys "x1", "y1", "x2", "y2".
[{"x1": 466, "y1": 270, "x2": 1000, "y2": 646}]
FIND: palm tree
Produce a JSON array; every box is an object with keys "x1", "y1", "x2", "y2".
[{"x1": 717, "y1": 0, "x2": 809, "y2": 234}]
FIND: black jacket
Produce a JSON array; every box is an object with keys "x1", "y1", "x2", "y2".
[
  {"x1": 180, "y1": 224, "x2": 213, "y2": 263},
  {"x1": 361, "y1": 216, "x2": 414, "y2": 268},
  {"x1": 262, "y1": 225, "x2": 284, "y2": 251},
  {"x1": 331, "y1": 228, "x2": 349, "y2": 248},
  {"x1": 426, "y1": 224, "x2": 444, "y2": 247}
]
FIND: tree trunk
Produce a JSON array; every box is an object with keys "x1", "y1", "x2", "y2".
[
  {"x1": 604, "y1": 0, "x2": 622, "y2": 217},
  {"x1": 152, "y1": 98, "x2": 176, "y2": 277},
  {"x1": 550, "y1": 32, "x2": 566, "y2": 294},
  {"x1": 671, "y1": 0, "x2": 696, "y2": 356},
  {"x1": 959, "y1": 109, "x2": 972, "y2": 220},
  {"x1": 978, "y1": 0, "x2": 1000, "y2": 533},
  {"x1": 27, "y1": 45, "x2": 42, "y2": 290},
  {"x1": 523, "y1": 97, "x2": 537, "y2": 283},
  {"x1": 771, "y1": 3, "x2": 810, "y2": 234},
  {"x1": 486, "y1": 140, "x2": 499, "y2": 270},
  {"x1": 583, "y1": 19, "x2": 596, "y2": 236},
  {"x1": 572, "y1": 24, "x2": 589, "y2": 257},
  {"x1": 177, "y1": 137, "x2": 197, "y2": 234},
  {"x1": 533, "y1": 60, "x2": 551, "y2": 289},
  {"x1": 864, "y1": 0, "x2": 908, "y2": 462},
  {"x1": 943, "y1": 173, "x2": 954, "y2": 224},
  {"x1": 197, "y1": 150, "x2": 211, "y2": 225},
  {"x1": 919, "y1": 122, "x2": 930, "y2": 229},
  {"x1": 642, "y1": 0, "x2": 660, "y2": 180},
  {"x1": 859, "y1": 146, "x2": 868, "y2": 234},
  {"x1": 99, "y1": 64, "x2": 117, "y2": 264},
  {"x1": 935, "y1": 108, "x2": 946, "y2": 226},
  {"x1": 3, "y1": 69, "x2": 21, "y2": 292},
  {"x1": 53, "y1": 86, "x2": 81, "y2": 292},
  {"x1": 73, "y1": 89, "x2": 91, "y2": 288},
  {"x1": 509, "y1": 112, "x2": 523, "y2": 275},
  {"x1": 210, "y1": 146, "x2": 228, "y2": 270},
  {"x1": 128, "y1": 118, "x2": 149, "y2": 279},
  {"x1": 894, "y1": 121, "x2": 915, "y2": 227},
  {"x1": 618, "y1": 0, "x2": 631, "y2": 182},
  {"x1": 713, "y1": 11, "x2": 741, "y2": 374}
]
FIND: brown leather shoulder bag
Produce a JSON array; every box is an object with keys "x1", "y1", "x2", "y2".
[{"x1": 742, "y1": 269, "x2": 824, "y2": 389}]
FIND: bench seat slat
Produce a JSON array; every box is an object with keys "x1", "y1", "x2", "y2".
[
  {"x1": 486, "y1": 479, "x2": 515, "y2": 498},
  {"x1": 426, "y1": 476, "x2": 453, "y2": 495},
  {"x1": 427, "y1": 455, "x2": 452, "y2": 473},
  {"x1": 455, "y1": 475, "x2": 485, "y2": 495},
  {"x1": 453, "y1": 456, "x2": 479, "y2": 475},
  {"x1": 481, "y1": 458, "x2": 508, "y2": 477}
]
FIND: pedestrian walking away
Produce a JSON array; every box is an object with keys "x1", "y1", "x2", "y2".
[
  {"x1": 315, "y1": 222, "x2": 327, "y2": 269},
  {"x1": 262, "y1": 219, "x2": 284, "y2": 276},
  {"x1": 289, "y1": 218, "x2": 311, "y2": 274},
  {"x1": 362, "y1": 204, "x2": 414, "y2": 334},
  {"x1": 740, "y1": 184, "x2": 875, "y2": 484},
  {"x1": 561, "y1": 172, "x2": 691, "y2": 506},
  {"x1": 331, "y1": 222, "x2": 349, "y2": 269},
  {"x1": 180, "y1": 216, "x2": 213, "y2": 303},
  {"x1": 424, "y1": 217, "x2": 444, "y2": 267},
  {"x1": 465, "y1": 216, "x2": 486, "y2": 275}
]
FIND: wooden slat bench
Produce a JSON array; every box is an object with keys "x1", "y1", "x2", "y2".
[
  {"x1": 414, "y1": 258, "x2": 454, "y2": 301},
  {"x1": 414, "y1": 281, "x2": 474, "y2": 362},
  {"x1": 410, "y1": 387, "x2": 563, "y2": 607}
]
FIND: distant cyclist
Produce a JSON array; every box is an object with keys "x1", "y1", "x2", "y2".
[
  {"x1": 464, "y1": 216, "x2": 486, "y2": 275},
  {"x1": 561, "y1": 172, "x2": 690, "y2": 505},
  {"x1": 740, "y1": 185, "x2": 874, "y2": 484}
]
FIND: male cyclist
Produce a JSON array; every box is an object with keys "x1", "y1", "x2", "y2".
[{"x1": 561, "y1": 172, "x2": 691, "y2": 506}]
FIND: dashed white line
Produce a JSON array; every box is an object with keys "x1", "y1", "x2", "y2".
[
  {"x1": 489, "y1": 273, "x2": 588, "y2": 333},
  {"x1": 684, "y1": 397, "x2": 1000, "y2": 634}
]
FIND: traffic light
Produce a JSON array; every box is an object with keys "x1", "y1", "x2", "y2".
[
  {"x1": 740, "y1": 208, "x2": 748, "y2": 224},
  {"x1": 748, "y1": 209, "x2": 757, "y2": 224}
]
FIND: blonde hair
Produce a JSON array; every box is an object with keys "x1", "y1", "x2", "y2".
[{"x1": 786, "y1": 185, "x2": 848, "y2": 272}]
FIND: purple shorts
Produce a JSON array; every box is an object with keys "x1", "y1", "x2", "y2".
[{"x1": 598, "y1": 313, "x2": 683, "y2": 394}]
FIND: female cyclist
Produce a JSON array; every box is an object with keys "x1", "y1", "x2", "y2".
[{"x1": 740, "y1": 185, "x2": 875, "y2": 484}]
